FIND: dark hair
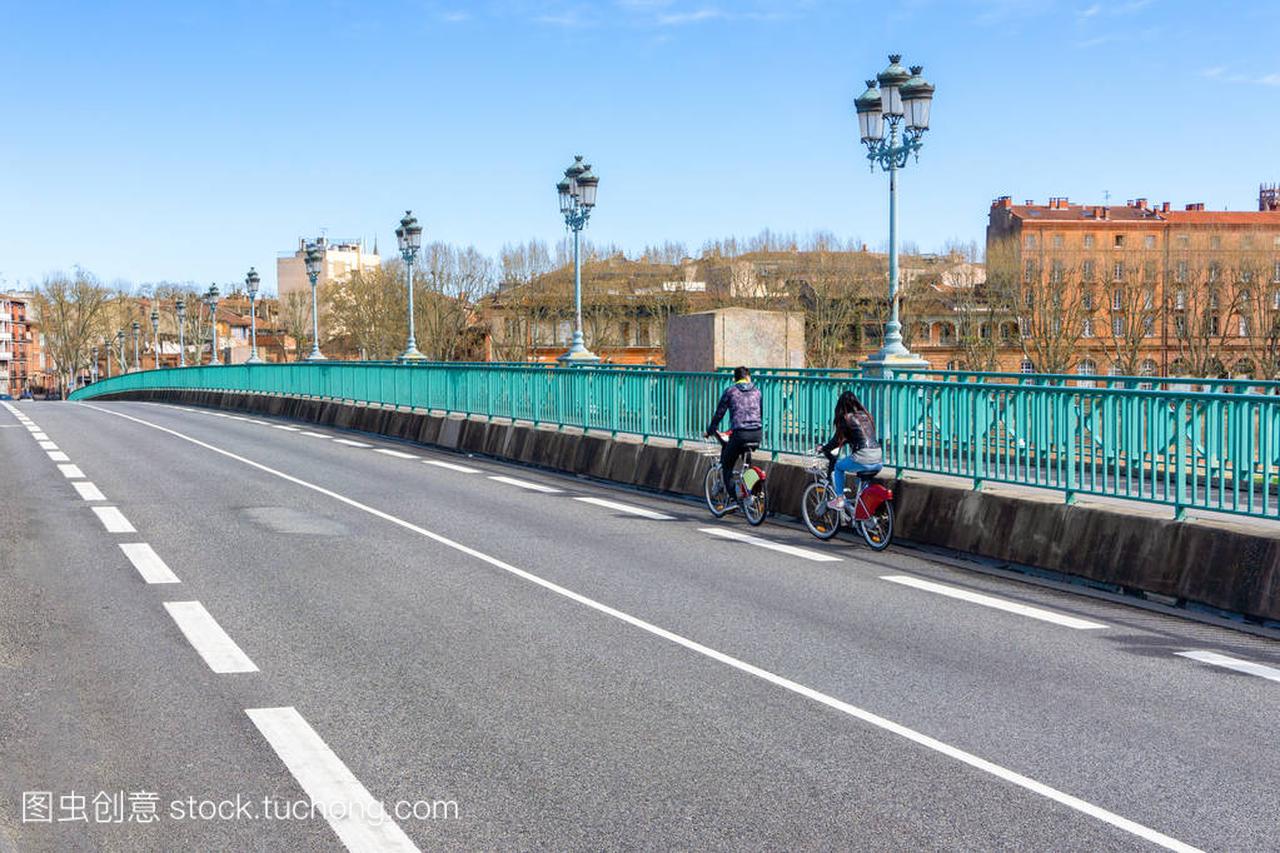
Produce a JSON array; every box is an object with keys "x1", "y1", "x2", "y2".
[
  {"x1": 834, "y1": 390, "x2": 866, "y2": 426},
  {"x1": 732, "y1": 366, "x2": 751, "y2": 381}
]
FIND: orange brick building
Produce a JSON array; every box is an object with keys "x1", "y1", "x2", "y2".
[
  {"x1": 0, "y1": 293, "x2": 42, "y2": 396},
  {"x1": 984, "y1": 185, "x2": 1280, "y2": 378}
]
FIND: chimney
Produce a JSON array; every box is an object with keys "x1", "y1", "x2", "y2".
[
  {"x1": 1261, "y1": 184, "x2": 1280, "y2": 212},
  {"x1": 1101, "y1": 206, "x2": 1110, "y2": 220},
  {"x1": 1135, "y1": 198, "x2": 1148, "y2": 210},
  {"x1": 1025, "y1": 199, "x2": 1034, "y2": 206},
  {"x1": 1161, "y1": 201, "x2": 1171, "y2": 213},
  {"x1": 993, "y1": 195, "x2": 1012, "y2": 209},
  {"x1": 1185, "y1": 202, "x2": 1205, "y2": 211}
]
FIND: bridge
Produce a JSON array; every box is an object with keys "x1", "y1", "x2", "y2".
[{"x1": 3, "y1": 363, "x2": 1278, "y2": 850}]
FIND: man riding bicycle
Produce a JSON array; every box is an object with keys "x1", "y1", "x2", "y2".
[{"x1": 705, "y1": 366, "x2": 763, "y2": 505}]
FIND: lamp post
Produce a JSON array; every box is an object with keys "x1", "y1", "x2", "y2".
[
  {"x1": 304, "y1": 242, "x2": 326, "y2": 361},
  {"x1": 105, "y1": 337, "x2": 113, "y2": 377},
  {"x1": 150, "y1": 308, "x2": 160, "y2": 369},
  {"x1": 116, "y1": 330, "x2": 126, "y2": 373},
  {"x1": 176, "y1": 298, "x2": 187, "y2": 367},
  {"x1": 855, "y1": 55, "x2": 936, "y2": 375},
  {"x1": 395, "y1": 211, "x2": 426, "y2": 362},
  {"x1": 91, "y1": 347, "x2": 99, "y2": 383},
  {"x1": 245, "y1": 267, "x2": 262, "y2": 364},
  {"x1": 555, "y1": 155, "x2": 601, "y2": 363},
  {"x1": 205, "y1": 285, "x2": 221, "y2": 365},
  {"x1": 132, "y1": 321, "x2": 141, "y2": 371}
]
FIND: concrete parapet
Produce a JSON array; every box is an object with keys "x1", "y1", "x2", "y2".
[{"x1": 97, "y1": 389, "x2": 1280, "y2": 625}]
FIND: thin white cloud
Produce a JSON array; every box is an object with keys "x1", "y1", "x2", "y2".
[
  {"x1": 1200, "y1": 65, "x2": 1280, "y2": 87},
  {"x1": 656, "y1": 7, "x2": 724, "y2": 25}
]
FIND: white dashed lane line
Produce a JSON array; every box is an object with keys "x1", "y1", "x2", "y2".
[
  {"x1": 246, "y1": 707, "x2": 419, "y2": 852},
  {"x1": 119, "y1": 543, "x2": 181, "y2": 584},
  {"x1": 488, "y1": 475, "x2": 563, "y2": 493},
  {"x1": 72, "y1": 481, "x2": 107, "y2": 501},
  {"x1": 374, "y1": 448, "x2": 419, "y2": 460},
  {"x1": 422, "y1": 459, "x2": 480, "y2": 474},
  {"x1": 38, "y1": 440, "x2": 58, "y2": 450},
  {"x1": 271, "y1": 424, "x2": 300, "y2": 432},
  {"x1": 574, "y1": 496, "x2": 673, "y2": 520},
  {"x1": 333, "y1": 439, "x2": 372, "y2": 448},
  {"x1": 163, "y1": 601, "x2": 258, "y2": 673},
  {"x1": 299, "y1": 431, "x2": 330, "y2": 438},
  {"x1": 32, "y1": 432, "x2": 50, "y2": 440},
  {"x1": 92, "y1": 506, "x2": 137, "y2": 533},
  {"x1": 58, "y1": 464, "x2": 86, "y2": 479},
  {"x1": 1177, "y1": 651, "x2": 1280, "y2": 684},
  {"x1": 880, "y1": 575, "x2": 1107, "y2": 630},
  {"x1": 47, "y1": 450, "x2": 70, "y2": 462},
  {"x1": 699, "y1": 527, "x2": 842, "y2": 563}
]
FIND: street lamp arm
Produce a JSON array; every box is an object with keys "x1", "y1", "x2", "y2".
[{"x1": 863, "y1": 123, "x2": 926, "y2": 172}]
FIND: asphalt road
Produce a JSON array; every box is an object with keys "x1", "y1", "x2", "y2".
[{"x1": 1, "y1": 398, "x2": 1278, "y2": 851}]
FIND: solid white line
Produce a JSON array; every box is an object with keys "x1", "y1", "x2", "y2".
[
  {"x1": 422, "y1": 459, "x2": 480, "y2": 474},
  {"x1": 92, "y1": 506, "x2": 136, "y2": 533},
  {"x1": 119, "y1": 543, "x2": 181, "y2": 584},
  {"x1": 37, "y1": 440, "x2": 58, "y2": 450},
  {"x1": 72, "y1": 481, "x2": 107, "y2": 501},
  {"x1": 163, "y1": 601, "x2": 258, "y2": 673},
  {"x1": 333, "y1": 438, "x2": 372, "y2": 448},
  {"x1": 57, "y1": 463, "x2": 85, "y2": 479},
  {"x1": 880, "y1": 575, "x2": 1107, "y2": 630},
  {"x1": 575, "y1": 496, "x2": 674, "y2": 520},
  {"x1": 374, "y1": 448, "x2": 419, "y2": 459},
  {"x1": 32, "y1": 432, "x2": 49, "y2": 440},
  {"x1": 299, "y1": 431, "x2": 330, "y2": 438},
  {"x1": 488, "y1": 475, "x2": 562, "y2": 493},
  {"x1": 80, "y1": 403, "x2": 1197, "y2": 853},
  {"x1": 699, "y1": 527, "x2": 842, "y2": 562},
  {"x1": 47, "y1": 450, "x2": 70, "y2": 462},
  {"x1": 271, "y1": 424, "x2": 301, "y2": 431},
  {"x1": 246, "y1": 707, "x2": 419, "y2": 852},
  {"x1": 1177, "y1": 650, "x2": 1280, "y2": 684}
]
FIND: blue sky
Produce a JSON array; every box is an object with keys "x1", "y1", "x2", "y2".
[{"x1": 0, "y1": 0, "x2": 1275, "y2": 294}]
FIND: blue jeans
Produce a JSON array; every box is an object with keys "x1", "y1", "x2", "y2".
[{"x1": 833, "y1": 456, "x2": 882, "y2": 498}]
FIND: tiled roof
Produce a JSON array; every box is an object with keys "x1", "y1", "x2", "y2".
[
  {"x1": 1161, "y1": 211, "x2": 1280, "y2": 226},
  {"x1": 1007, "y1": 205, "x2": 1162, "y2": 222}
]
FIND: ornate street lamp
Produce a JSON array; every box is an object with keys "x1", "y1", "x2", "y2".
[
  {"x1": 131, "y1": 321, "x2": 141, "y2": 372},
  {"x1": 176, "y1": 298, "x2": 187, "y2": 367},
  {"x1": 91, "y1": 346, "x2": 99, "y2": 383},
  {"x1": 395, "y1": 210, "x2": 426, "y2": 362},
  {"x1": 304, "y1": 242, "x2": 326, "y2": 361},
  {"x1": 556, "y1": 155, "x2": 600, "y2": 363},
  {"x1": 856, "y1": 55, "x2": 936, "y2": 375},
  {"x1": 245, "y1": 267, "x2": 262, "y2": 364},
  {"x1": 115, "y1": 330, "x2": 126, "y2": 373},
  {"x1": 150, "y1": 308, "x2": 160, "y2": 370},
  {"x1": 205, "y1": 285, "x2": 221, "y2": 365},
  {"x1": 104, "y1": 336, "x2": 113, "y2": 377}
]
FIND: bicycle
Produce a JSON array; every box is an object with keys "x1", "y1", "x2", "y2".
[
  {"x1": 702, "y1": 431, "x2": 769, "y2": 526},
  {"x1": 799, "y1": 453, "x2": 894, "y2": 551}
]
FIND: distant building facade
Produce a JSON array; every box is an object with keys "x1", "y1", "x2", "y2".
[
  {"x1": 277, "y1": 237, "x2": 380, "y2": 301},
  {"x1": 0, "y1": 293, "x2": 41, "y2": 395}
]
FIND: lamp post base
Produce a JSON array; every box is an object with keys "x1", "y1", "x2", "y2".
[
  {"x1": 245, "y1": 355, "x2": 263, "y2": 364},
  {"x1": 398, "y1": 347, "x2": 427, "y2": 363},
  {"x1": 861, "y1": 347, "x2": 930, "y2": 379},
  {"x1": 305, "y1": 351, "x2": 327, "y2": 362},
  {"x1": 556, "y1": 346, "x2": 600, "y2": 365}
]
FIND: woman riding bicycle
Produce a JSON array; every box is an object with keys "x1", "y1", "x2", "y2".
[{"x1": 819, "y1": 391, "x2": 882, "y2": 511}]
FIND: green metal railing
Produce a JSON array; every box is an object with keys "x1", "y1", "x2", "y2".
[{"x1": 71, "y1": 363, "x2": 1280, "y2": 520}]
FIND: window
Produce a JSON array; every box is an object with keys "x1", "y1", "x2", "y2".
[
  {"x1": 1144, "y1": 235, "x2": 1156, "y2": 249},
  {"x1": 1143, "y1": 262, "x2": 1156, "y2": 283},
  {"x1": 1112, "y1": 316, "x2": 1125, "y2": 337},
  {"x1": 1242, "y1": 268, "x2": 1254, "y2": 283},
  {"x1": 1114, "y1": 234, "x2": 1126, "y2": 248},
  {"x1": 1083, "y1": 234, "x2": 1095, "y2": 249},
  {"x1": 1020, "y1": 359, "x2": 1034, "y2": 374},
  {"x1": 1050, "y1": 260, "x2": 1064, "y2": 283},
  {"x1": 1112, "y1": 288, "x2": 1124, "y2": 309},
  {"x1": 1209, "y1": 290, "x2": 1220, "y2": 309},
  {"x1": 1024, "y1": 260, "x2": 1036, "y2": 283},
  {"x1": 1143, "y1": 316, "x2": 1155, "y2": 338},
  {"x1": 1108, "y1": 364, "x2": 1122, "y2": 376},
  {"x1": 1175, "y1": 315, "x2": 1187, "y2": 335},
  {"x1": 1177, "y1": 234, "x2": 1190, "y2": 248},
  {"x1": 1176, "y1": 260, "x2": 1188, "y2": 283},
  {"x1": 1082, "y1": 260, "x2": 1095, "y2": 281},
  {"x1": 1082, "y1": 318, "x2": 1094, "y2": 338},
  {"x1": 1239, "y1": 316, "x2": 1250, "y2": 337},
  {"x1": 1052, "y1": 233, "x2": 1064, "y2": 249},
  {"x1": 1077, "y1": 358, "x2": 1097, "y2": 387},
  {"x1": 1209, "y1": 262, "x2": 1221, "y2": 283},
  {"x1": 1209, "y1": 315, "x2": 1220, "y2": 335},
  {"x1": 1025, "y1": 234, "x2": 1038, "y2": 250},
  {"x1": 1210, "y1": 235, "x2": 1222, "y2": 250},
  {"x1": 1243, "y1": 235, "x2": 1255, "y2": 250},
  {"x1": 1113, "y1": 261, "x2": 1125, "y2": 281},
  {"x1": 1143, "y1": 289, "x2": 1154, "y2": 309},
  {"x1": 1273, "y1": 290, "x2": 1280, "y2": 310},
  {"x1": 1082, "y1": 291, "x2": 1094, "y2": 310},
  {"x1": 1273, "y1": 259, "x2": 1280, "y2": 283},
  {"x1": 1139, "y1": 359, "x2": 1157, "y2": 376}
]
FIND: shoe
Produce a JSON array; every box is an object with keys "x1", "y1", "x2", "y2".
[{"x1": 827, "y1": 496, "x2": 845, "y2": 510}]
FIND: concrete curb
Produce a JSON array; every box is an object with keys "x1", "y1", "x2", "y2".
[{"x1": 101, "y1": 388, "x2": 1280, "y2": 624}]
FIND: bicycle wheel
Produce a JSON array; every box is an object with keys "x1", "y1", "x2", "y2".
[
  {"x1": 743, "y1": 478, "x2": 768, "y2": 526},
  {"x1": 801, "y1": 482, "x2": 840, "y2": 540},
  {"x1": 858, "y1": 500, "x2": 894, "y2": 551},
  {"x1": 704, "y1": 466, "x2": 731, "y2": 518}
]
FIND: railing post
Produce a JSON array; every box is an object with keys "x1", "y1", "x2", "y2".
[{"x1": 1064, "y1": 391, "x2": 1078, "y2": 505}]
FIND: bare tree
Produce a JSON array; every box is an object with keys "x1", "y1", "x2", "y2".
[
  {"x1": 1167, "y1": 230, "x2": 1243, "y2": 378},
  {"x1": 324, "y1": 265, "x2": 404, "y2": 360},
  {"x1": 279, "y1": 291, "x2": 313, "y2": 361},
  {"x1": 415, "y1": 243, "x2": 496, "y2": 361},
  {"x1": 988, "y1": 235, "x2": 1087, "y2": 374},
  {"x1": 1093, "y1": 244, "x2": 1160, "y2": 376},
  {"x1": 34, "y1": 270, "x2": 112, "y2": 396}
]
